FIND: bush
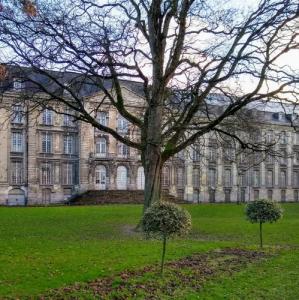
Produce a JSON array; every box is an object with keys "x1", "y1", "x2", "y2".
[
  {"x1": 142, "y1": 202, "x2": 192, "y2": 275},
  {"x1": 245, "y1": 199, "x2": 283, "y2": 248}
]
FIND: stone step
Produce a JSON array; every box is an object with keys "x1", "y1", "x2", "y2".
[{"x1": 70, "y1": 190, "x2": 185, "y2": 205}]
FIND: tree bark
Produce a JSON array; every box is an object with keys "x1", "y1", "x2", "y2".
[
  {"x1": 160, "y1": 234, "x2": 167, "y2": 276},
  {"x1": 143, "y1": 146, "x2": 163, "y2": 211}
]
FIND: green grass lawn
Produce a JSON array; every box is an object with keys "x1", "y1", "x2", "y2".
[{"x1": 0, "y1": 203, "x2": 298, "y2": 299}]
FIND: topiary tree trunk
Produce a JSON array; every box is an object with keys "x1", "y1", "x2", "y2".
[
  {"x1": 259, "y1": 221, "x2": 263, "y2": 248},
  {"x1": 160, "y1": 234, "x2": 167, "y2": 276}
]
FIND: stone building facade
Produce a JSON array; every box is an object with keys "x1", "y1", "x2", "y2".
[{"x1": 1, "y1": 80, "x2": 299, "y2": 205}]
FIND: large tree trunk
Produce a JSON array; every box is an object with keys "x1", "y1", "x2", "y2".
[
  {"x1": 143, "y1": 146, "x2": 163, "y2": 211},
  {"x1": 142, "y1": 91, "x2": 163, "y2": 211}
]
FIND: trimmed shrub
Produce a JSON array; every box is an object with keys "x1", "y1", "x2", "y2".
[
  {"x1": 142, "y1": 202, "x2": 192, "y2": 275},
  {"x1": 245, "y1": 199, "x2": 283, "y2": 248}
]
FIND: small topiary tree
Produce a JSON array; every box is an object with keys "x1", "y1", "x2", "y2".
[
  {"x1": 245, "y1": 199, "x2": 283, "y2": 248},
  {"x1": 142, "y1": 202, "x2": 192, "y2": 275}
]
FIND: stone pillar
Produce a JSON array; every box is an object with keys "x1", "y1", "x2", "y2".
[
  {"x1": 184, "y1": 147, "x2": 194, "y2": 202},
  {"x1": 260, "y1": 162, "x2": 266, "y2": 199},
  {"x1": 128, "y1": 163, "x2": 137, "y2": 190},
  {"x1": 231, "y1": 162, "x2": 238, "y2": 202},
  {"x1": 216, "y1": 149, "x2": 223, "y2": 202},
  {"x1": 108, "y1": 162, "x2": 116, "y2": 190},
  {"x1": 79, "y1": 114, "x2": 94, "y2": 191},
  {"x1": 201, "y1": 137, "x2": 209, "y2": 203},
  {"x1": 286, "y1": 132, "x2": 293, "y2": 201}
]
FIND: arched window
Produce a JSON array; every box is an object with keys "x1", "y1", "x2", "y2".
[
  {"x1": 95, "y1": 165, "x2": 107, "y2": 190},
  {"x1": 116, "y1": 166, "x2": 128, "y2": 190},
  {"x1": 193, "y1": 168, "x2": 200, "y2": 187},
  {"x1": 137, "y1": 166, "x2": 145, "y2": 190},
  {"x1": 176, "y1": 167, "x2": 184, "y2": 187},
  {"x1": 280, "y1": 170, "x2": 287, "y2": 187}
]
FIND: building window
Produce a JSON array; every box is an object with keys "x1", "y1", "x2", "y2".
[
  {"x1": 240, "y1": 171, "x2": 247, "y2": 187},
  {"x1": 254, "y1": 189, "x2": 259, "y2": 200},
  {"x1": 267, "y1": 190, "x2": 273, "y2": 200},
  {"x1": 208, "y1": 168, "x2": 217, "y2": 187},
  {"x1": 266, "y1": 153, "x2": 274, "y2": 164},
  {"x1": 209, "y1": 189, "x2": 216, "y2": 203},
  {"x1": 267, "y1": 130, "x2": 274, "y2": 144},
  {"x1": 41, "y1": 132, "x2": 53, "y2": 153},
  {"x1": 11, "y1": 131, "x2": 23, "y2": 152},
  {"x1": 193, "y1": 168, "x2": 200, "y2": 187},
  {"x1": 252, "y1": 170, "x2": 260, "y2": 187},
  {"x1": 13, "y1": 78, "x2": 24, "y2": 90},
  {"x1": 239, "y1": 152, "x2": 246, "y2": 164},
  {"x1": 117, "y1": 143, "x2": 129, "y2": 158},
  {"x1": 42, "y1": 188, "x2": 51, "y2": 203},
  {"x1": 40, "y1": 162, "x2": 53, "y2": 185},
  {"x1": 280, "y1": 170, "x2": 287, "y2": 187},
  {"x1": 97, "y1": 111, "x2": 109, "y2": 126},
  {"x1": 272, "y1": 112, "x2": 279, "y2": 120},
  {"x1": 62, "y1": 163, "x2": 74, "y2": 185},
  {"x1": 280, "y1": 131, "x2": 287, "y2": 144},
  {"x1": 294, "y1": 190, "x2": 299, "y2": 202},
  {"x1": 192, "y1": 148, "x2": 200, "y2": 161},
  {"x1": 63, "y1": 134, "x2": 76, "y2": 155},
  {"x1": 193, "y1": 189, "x2": 200, "y2": 203},
  {"x1": 117, "y1": 116, "x2": 128, "y2": 133},
  {"x1": 280, "y1": 149, "x2": 287, "y2": 164},
  {"x1": 281, "y1": 189, "x2": 286, "y2": 202},
  {"x1": 116, "y1": 166, "x2": 128, "y2": 190},
  {"x1": 162, "y1": 166, "x2": 170, "y2": 186},
  {"x1": 224, "y1": 189, "x2": 231, "y2": 202},
  {"x1": 63, "y1": 109, "x2": 75, "y2": 127},
  {"x1": 253, "y1": 152, "x2": 261, "y2": 164},
  {"x1": 294, "y1": 152, "x2": 299, "y2": 164},
  {"x1": 266, "y1": 170, "x2": 274, "y2": 187},
  {"x1": 11, "y1": 105, "x2": 24, "y2": 124},
  {"x1": 223, "y1": 148, "x2": 234, "y2": 162},
  {"x1": 208, "y1": 147, "x2": 217, "y2": 162},
  {"x1": 224, "y1": 169, "x2": 232, "y2": 187},
  {"x1": 95, "y1": 137, "x2": 107, "y2": 157},
  {"x1": 241, "y1": 188, "x2": 246, "y2": 202},
  {"x1": 42, "y1": 109, "x2": 53, "y2": 125},
  {"x1": 11, "y1": 161, "x2": 23, "y2": 185},
  {"x1": 176, "y1": 167, "x2": 184, "y2": 187}
]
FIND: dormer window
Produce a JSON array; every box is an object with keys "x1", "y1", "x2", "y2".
[
  {"x1": 286, "y1": 113, "x2": 297, "y2": 122},
  {"x1": 272, "y1": 113, "x2": 279, "y2": 120},
  {"x1": 13, "y1": 78, "x2": 25, "y2": 90}
]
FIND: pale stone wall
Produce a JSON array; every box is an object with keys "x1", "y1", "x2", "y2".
[{"x1": 0, "y1": 87, "x2": 299, "y2": 205}]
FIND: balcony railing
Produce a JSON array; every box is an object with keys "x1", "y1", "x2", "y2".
[{"x1": 93, "y1": 152, "x2": 135, "y2": 159}]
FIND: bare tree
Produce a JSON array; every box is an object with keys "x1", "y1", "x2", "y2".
[{"x1": 0, "y1": 0, "x2": 298, "y2": 210}]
